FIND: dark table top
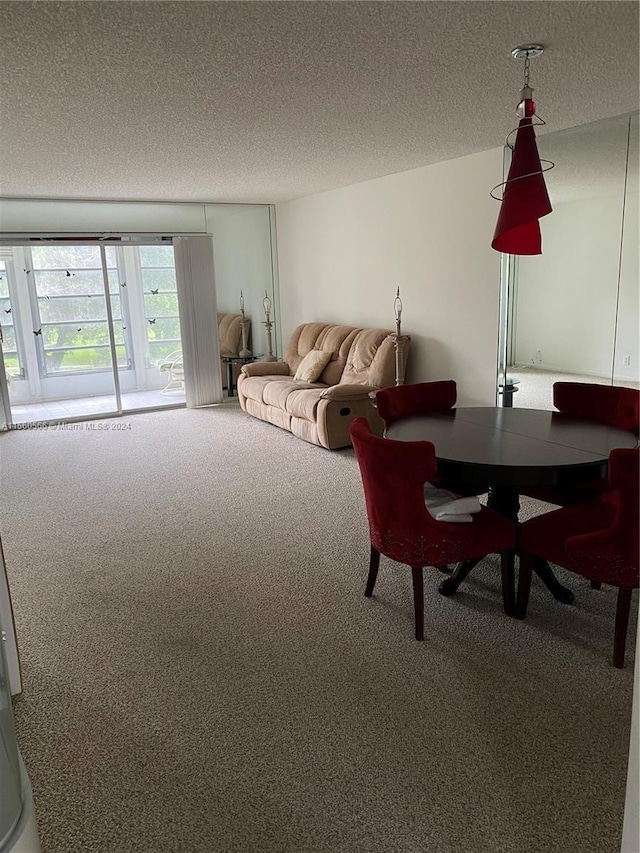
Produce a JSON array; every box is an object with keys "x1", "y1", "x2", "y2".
[{"x1": 385, "y1": 407, "x2": 637, "y2": 488}]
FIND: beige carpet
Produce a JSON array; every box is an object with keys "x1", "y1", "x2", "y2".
[
  {"x1": 509, "y1": 367, "x2": 640, "y2": 411},
  {"x1": 0, "y1": 405, "x2": 636, "y2": 853}
]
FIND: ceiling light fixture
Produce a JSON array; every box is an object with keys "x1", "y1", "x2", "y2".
[{"x1": 491, "y1": 44, "x2": 554, "y2": 255}]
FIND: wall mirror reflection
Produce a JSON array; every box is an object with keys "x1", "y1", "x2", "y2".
[
  {"x1": 208, "y1": 204, "x2": 277, "y2": 395},
  {"x1": 497, "y1": 111, "x2": 639, "y2": 410}
]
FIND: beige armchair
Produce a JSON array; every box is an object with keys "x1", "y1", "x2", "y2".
[{"x1": 218, "y1": 312, "x2": 251, "y2": 388}]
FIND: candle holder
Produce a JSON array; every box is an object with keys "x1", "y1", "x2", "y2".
[
  {"x1": 391, "y1": 287, "x2": 410, "y2": 386},
  {"x1": 238, "y1": 289, "x2": 251, "y2": 357},
  {"x1": 262, "y1": 290, "x2": 277, "y2": 361}
]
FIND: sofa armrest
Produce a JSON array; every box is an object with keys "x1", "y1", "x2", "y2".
[
  {"x1": 241, "y1": 361, "x2": 291, "y2": 377},
  {"x1": 320, "y1": 383, "x2": 380, "y2": 400}
]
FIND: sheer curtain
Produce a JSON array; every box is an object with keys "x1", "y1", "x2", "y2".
[{"x1": 173, "y1": 236, "x2": 223, "y2": 407}]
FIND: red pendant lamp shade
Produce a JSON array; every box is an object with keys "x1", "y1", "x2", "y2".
[{"x1": 491, "y1": 116, "x2": 552, "y2": 255}]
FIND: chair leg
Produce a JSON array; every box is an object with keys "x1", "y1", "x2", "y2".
[
  {"x1": 516, "y1": 553, "x2": 534, "y2": 619},
  {"x1": 500, "y1": 551, "x2": 515, "y2": 616},
  {"x1": 411, "y1": 567, "x2": 425, "y2": 641},
  {"x1": 365, "y1": 545, "x2": 380, "y2": 597},
  {"x1": 591, "y1": 581, "x2": 602, "y2": 590},
  {"x1": 613, "y1": 588, "x2": 632, "y2": 669}
]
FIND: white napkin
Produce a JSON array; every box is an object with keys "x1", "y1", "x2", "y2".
[{"x1": 423, "y1": 484, "x2": 482, "y2": 524}]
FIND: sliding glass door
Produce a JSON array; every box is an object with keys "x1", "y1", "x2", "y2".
[
  {"x1": 0, "y1": 242, "x2": 185, "y2": 427},
  {"x1": 32, "y1": 245, "x2": 120, "y2": 417}
]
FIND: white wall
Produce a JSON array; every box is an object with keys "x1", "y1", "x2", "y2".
[
  {"x1": 515, "y1": 196, "x2": 624, "y2": 377},
  {"x1": 0, "y1": 198, "x2": 208, "y2": 234},
  {"x1": 275, "y1": 147, "x2": 504, "y2": 406}
]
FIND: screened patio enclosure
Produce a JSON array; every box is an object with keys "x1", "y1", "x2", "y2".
[{"x1": 0, "y1": 242, "x2": 186, "y2": 423}]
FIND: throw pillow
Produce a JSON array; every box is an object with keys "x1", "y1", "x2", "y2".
[{"x1": 293, "y1": 349, "x2": 332, "y2": 383}]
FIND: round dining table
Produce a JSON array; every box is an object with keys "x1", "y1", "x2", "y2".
[{"x1": 386, "y1": 406, "x2": 637, "y2": 604}]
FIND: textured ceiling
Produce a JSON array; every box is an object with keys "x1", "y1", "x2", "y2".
[{"x1": 0, "y1": 1, "x2": 638, "y2": 204}]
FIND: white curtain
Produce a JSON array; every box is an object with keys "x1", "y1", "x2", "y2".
[{"x1": 173, "y1": 236, "x2": 223, "y2": 407}]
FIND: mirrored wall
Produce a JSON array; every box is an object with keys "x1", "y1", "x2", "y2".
[
  {"x1": 209, "y1": 204, "x2": 279, "y2": 365},
  {"x1": 498, "y1": 111, "x2": 639, "y2": 409}
]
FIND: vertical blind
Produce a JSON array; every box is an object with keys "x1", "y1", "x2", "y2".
[{"x1": 173, "y1": 236, "x2": 223, "y2": 407}]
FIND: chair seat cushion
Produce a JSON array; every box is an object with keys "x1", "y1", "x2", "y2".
[
  {"x1": 378, "y1": 504, "x2": 515, "y2": 568},
  {"x1": 519, "y1": 500, "x2": 617, "y2": 568}
]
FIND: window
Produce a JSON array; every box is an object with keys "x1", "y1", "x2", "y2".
[
  {"x1": 29, "y1": 246, "x2": 132, "y2": 374},
  {"x1": 1, "y1": 241, "x2": 186, "y2": 416},
  {"x1": 140, "y1": 245, "x2": 181, "y2": 363}
]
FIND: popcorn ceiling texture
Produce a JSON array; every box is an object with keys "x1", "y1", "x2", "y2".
[{"x1": 0, "y1": 1, "x2": 637, "y2": 203}]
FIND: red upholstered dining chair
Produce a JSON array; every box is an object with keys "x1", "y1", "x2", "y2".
[
  {"x1": 518, "y1": 448, "x2": 639, "y2": 668},
  {"x1": 349, "y1": 418, "x2": 516, "y2": 639},
  {"x1": 375, "y1": 380, "x2": 457, "y2": 428},
  {"x1": 520, "y1": 382, "x2": 640, "y2": 507},
  {"x1": 375, "y1": 381, "x2": 487, "y2": 497}
]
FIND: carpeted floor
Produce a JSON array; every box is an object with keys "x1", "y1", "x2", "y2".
[
  {"x1": 509, "y1": 366, "x2": 640, "y2": 411},
  {"x1": 0, "y1": 404, "x2": 636, "y2": 853}
]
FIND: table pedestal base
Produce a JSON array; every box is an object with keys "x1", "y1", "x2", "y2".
[
  {"x1": 439, "y1": 558, "x2": 482, "y2": 597},
  {"x1": 522, "y1": 556, "x2": 575, "y2": 606},
  {"x1": 487, "y1": 484, "x2": 520, "y2": 521},
  {"x1": 438, "y1": 484, "x2": 574, "y2": 607}
]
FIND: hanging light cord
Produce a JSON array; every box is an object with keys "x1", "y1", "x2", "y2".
[
  {"x1": 489, "y1": 50, "x2": 555, "y2": 201},
  {"x1": 523, "y1": 53, "x2": 531, "y2": 88}
]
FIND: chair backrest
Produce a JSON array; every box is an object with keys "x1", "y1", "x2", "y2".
[
  {"x1": 553, "y1": 382, "x2": 640, "y2": 437},
  {"x1": 375, "y1": 381, "x2": 457, "y2": 429},
  {"x1": 566, "y1": 448, "x2": 639, "y2": 582},
  {"x1": 349, "y1": 417, "x2": 464, "y2": 564},
  {"x1": 608, "y1": 448, "x2": 640, "y2": 567}
]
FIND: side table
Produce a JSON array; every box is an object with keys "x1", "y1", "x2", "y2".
[
  {"x1": 222, "y1": 354, "x2": 263, "y2": 397},
  {"x1": 498, "y1": 378, "x2": 520, "y2": 407}
]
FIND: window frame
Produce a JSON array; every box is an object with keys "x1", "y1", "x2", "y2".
[
  {"x1": 24, "y1": 246, "x2": 135, "y2": 378},
  {"x1": 0, "y1": 254, "x2": 27, "y2": 381}
]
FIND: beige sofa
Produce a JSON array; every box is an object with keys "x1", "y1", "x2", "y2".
[
  {"x1": 237, "y1": 322, "x2": 406, "y2": 449},
  {"x1": 218, "y1": 313, "x2": 249, "y2": 388}
]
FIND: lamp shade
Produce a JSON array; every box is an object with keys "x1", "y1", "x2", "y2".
[{"x1": 491, "y1": 117, "x2": 552, "y2": 255}]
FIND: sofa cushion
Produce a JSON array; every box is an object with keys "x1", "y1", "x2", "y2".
[
  {"x1": 263, "y1": 379, "x2": 326, "y2": 412},
  {"x1": 244, "y1": 397, "x2": 292, "y2": 433},
  {"x1": 293, "y1": 349, "x2": 332, "y2": 382},
  {"x1": 285, "y1": 387, "x2": 326, "y2": 421},
  {"x1": 286, "y1": 324, "x2": 359, "y2": 387},
  {"x1": 239, "y1": 375, "x2": 290, "y2": 405},
  {"x1": 290, "y1": 416, "x2": 321, "y2": 446},
  {"x1": 341, "y1": 329, "x2": 396, "y2": 388}
]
